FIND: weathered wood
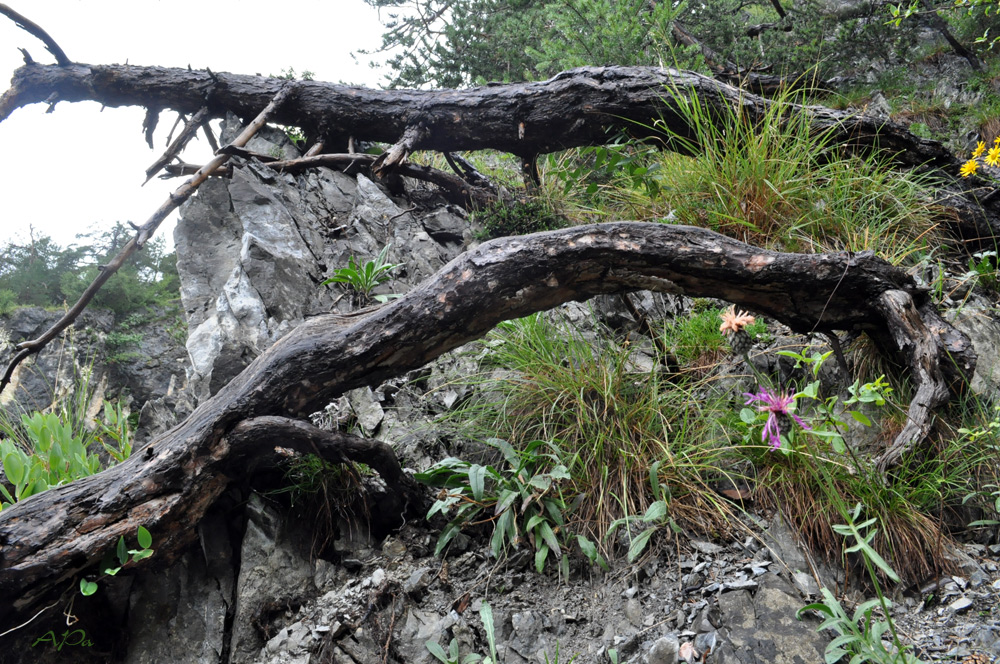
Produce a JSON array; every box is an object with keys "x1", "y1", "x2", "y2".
[
  {"x1": 0, "y1": 222, "x2": 975, "y2": 627},
  {"x1": 3, "y1": 61, "x2": 995, "y2": 243},
  {"x1": 0, "y1": 62, "x2": 958, "y2": 168}
]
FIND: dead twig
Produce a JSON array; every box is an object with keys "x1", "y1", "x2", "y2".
[
  {"x1": 0, "y1": 4, "x2": 71, "y2": 66},
  {"x1": 0, "y1": 84, "x2": 297, "y2": 398}
]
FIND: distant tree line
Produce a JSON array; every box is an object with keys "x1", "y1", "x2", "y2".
[
  {"x1": 0, "y1": 223, "x2": 179, "y2": 317},
  {"x1": 362, "y1": 0, "x2": 997, "y2": 88}
]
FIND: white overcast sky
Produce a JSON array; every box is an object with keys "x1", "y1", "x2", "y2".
[{"x1": 0, "y1": 0, "x2": 391, "y2": 249}]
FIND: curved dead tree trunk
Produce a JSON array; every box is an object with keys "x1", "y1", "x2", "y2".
[{"x1": 0, "y1": 223, "x2": 975, "y2": 627}]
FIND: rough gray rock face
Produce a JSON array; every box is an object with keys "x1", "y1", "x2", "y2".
[
  {"x1": 714, "y1": 575, "x2": 826, "y2": 664},
  {"x1": 0, "y1": 306, "x2": 189, "y2": 443},
  {"x1": 174, "y1": 135, "x2": 471, "y2": 403}
]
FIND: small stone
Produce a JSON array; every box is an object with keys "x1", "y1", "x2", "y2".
[
  {"x1": 723, "y1": 579, "x2": 758, "y2": 592},
  {"x1": 625, "y1": 597, "x2": 643, "y2": 627},
  {"x1": 690, "y1": 539, "x2": 725, "y2": 555},
  {"x1": 647, "y1": 635, "x2": 680, "y2": 664},
  {"x1": 403, "y1": 567, "x2": 434, "y2": 600},
  {"x1": 792, "y1": 571, "x2": 820, "y2": 597},
  {"x1": 948, "y1": 596, "x2": 975, "y2": 613}
]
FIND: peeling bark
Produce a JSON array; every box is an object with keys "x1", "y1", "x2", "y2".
[{"x1": 0, "y1": 223, "x2": 975, "y2": 627}]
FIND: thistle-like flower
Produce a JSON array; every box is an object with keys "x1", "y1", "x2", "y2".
[
  {"x1": 744, "y1": 388, "x2": 810, "y2": 449},
  {"x1": 720, "y1": 306, "x2": 755, "y2": 356}
]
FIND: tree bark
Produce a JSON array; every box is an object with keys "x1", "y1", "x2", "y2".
[
  {"x1": 3, "y1": 61, "x2": 995, "y2": 244},
  {"x1": 0, "y1": 222, "x2": 975, "y2": 627}
]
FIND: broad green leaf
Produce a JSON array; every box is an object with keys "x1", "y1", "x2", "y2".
[
  {"x1": 79, "y1": 579, "x2": 98, "y2": 596},
  {"x1": 739, "y1": 407, "x2": 758, "y2": 424},
  {"x1": 849, "y1": 411, "x2": 872, "y2": 426},
  {"x1": 130, "y1": 549, "x2": 154, "y2": 562},
  {"x1": 435, "y1": 522, "x2": 463, "y2": 557},
  {"x1": 481, "y1": 601, "x2": 496, "y2": 657},
  {"x1": 425, "y1": 640, "x2": 448, "y2": 663},
  {"x1": 136, "y1": 526, "x2": 153, "y2": 550},
  {"x1": 642, "y1": 500, "x2": 668, "y2": 523},
  {"x1": 538, "y1": 521, "x2": 561, "y2": 558},
  {"x1": 627, "y1": 528, "x2": 656, "y2": 562},
  {"x1": 469, "y1": 464, "x2": 486, "y2": 501},
  {"x1": 649, "y1": 460, "x2": 663, "y2": 500},
  {"x1": 117, "y1": 536, "x2": 128, "y2": 566},
  {"x1": 3, "y1": 451, "x2": 25, "y2": 487},
  {"x1": 534, "y1": 543, "x2": 549, "y2": 573},
  {"x1": 797, "y1": 602, "x2": 834, "y2": 619}
]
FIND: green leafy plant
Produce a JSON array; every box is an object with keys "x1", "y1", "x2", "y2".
[
  {"x1": 474, "y1": 198, "x2": 566, "y2": 239},
  {"x1": 0, "y1": 288, "x2": 17, "y2": 315},
  {"x1": 321, "y1": 244, "x2": 401, "y2": 304},
  {"x1": 416, "y1": 438, "x2": 593, "y2": 573},
  {"x1": 1, "y1": 411, "x2": 103, "y2": 507},
  {"x1": 797, "y1": 505, "x2": 919, "y2": 664},
  {"x1": 98, "y1": 400, "x2": 133, "y2": 464},
  {"x1": 648, "y1": 83, "x2": 944, "y2": 264},
  {"x1": 797, "y1": 586, "x2": 919, "y2": 664},
  {"x1": 79, "y1": 526, "x2": 154, "y2": 596},
  {"x1": 426, "y1": 601, "x2": 499, "y2": 664},
  {"x1": 445, "y1": 311, "x2": 740, "y2": 547},
  {"x1": 964, "y1": 249, "x2": 1000, "y2": 292},
  {"x1": 605, "y1": 460, "x2": 682, "y2": 562}
]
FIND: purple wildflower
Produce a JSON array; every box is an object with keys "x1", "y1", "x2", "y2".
[{"x1": 744, "y1": 388, "x2": 810, "y2": 449}]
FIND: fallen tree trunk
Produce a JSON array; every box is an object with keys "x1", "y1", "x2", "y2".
[
  {"x1": 0, "y1": 222, "x2": 975, "y2": 627},
  {"x1": 0, "y1": 62, "x2": 957, "y2": 167},
  {"x1": 3, "y1": 61, "x2": 998, "y2": 244}
]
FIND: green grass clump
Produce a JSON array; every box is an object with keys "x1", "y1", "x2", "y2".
[
  {"x1": 540, "y1": 87, "x2": 947, "y2": 266},
  {"x1": 660, "y1": 304, "x2": 769, "y2": 366},
  {"x1": 447, "y1": 312, "x2": 740, "y2": 545},
  {"x1": 650, "y1": 87, "x2": 945, "y2": 263}
]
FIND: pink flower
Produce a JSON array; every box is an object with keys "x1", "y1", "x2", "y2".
[{"x1": 744, "y1": 388, "x2": 810, "y2": 449}]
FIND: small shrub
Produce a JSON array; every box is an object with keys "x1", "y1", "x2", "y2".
[
  {"x1": 474, "y1": 199, "x2": 566, "y2": 239},
  {"x1": 0, "y1": 289, "x2": 17, "y2": 316}
]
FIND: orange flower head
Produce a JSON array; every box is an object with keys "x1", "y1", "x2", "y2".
[{"x1": 719, "y1": 306, "x2": 756, "y2": 335}]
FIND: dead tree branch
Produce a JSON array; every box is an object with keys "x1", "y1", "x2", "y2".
[
  {"x1": 0, "y1": 222, "x2": 974, "y2": 626},
  {"x1": 0, "y1": 85, "x2": 296, "y2": 398},
  {"x1": 3, "y1": 61, "x2": 993, "y2": 242},
  {"x1": 144, "y1": 106, "x2": 211, "y2": 183},
  {"x1": 0, "y1": 4, "x2": 70, "y2": 66}
]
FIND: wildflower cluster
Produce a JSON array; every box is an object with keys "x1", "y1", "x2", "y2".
[{"x1": 960, "y1": 136, "x2": 1000, "y2": 177}]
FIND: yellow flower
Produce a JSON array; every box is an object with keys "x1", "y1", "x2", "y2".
[
  {"x1": 719, "y1": 306, "x2": 756, "y2": 335},
  {"x1": 987, "y1": 146, "x2": 1000, "y2": 168},
  {"x1": 994, "y1": 136, "x2": 1000, "y2": 147},
  {"x1": 973, "y1": 141, "x2": 987, "y2": 158},
  {"x1": 961, "y1": 159, "x2": 979, "y2": 177}
]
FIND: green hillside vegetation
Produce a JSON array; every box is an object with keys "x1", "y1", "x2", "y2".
[{"x1": 0, "y1": 222, "x2": 179, "y2": 317}]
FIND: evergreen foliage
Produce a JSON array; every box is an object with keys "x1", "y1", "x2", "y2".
[
  {"x1": 363, "y1": 0, "x2": 926, "y2": 87},
  {"x1": 0, "y1": 223, "x2": 179, "y2": 316}
]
